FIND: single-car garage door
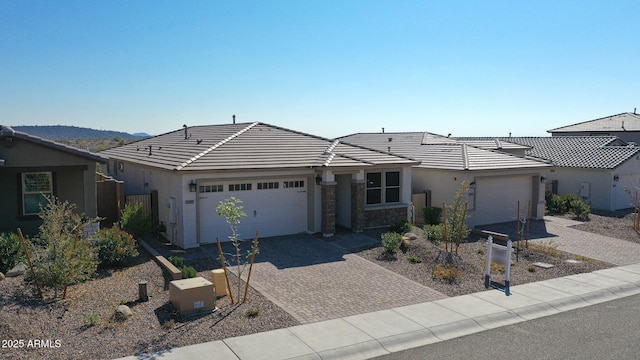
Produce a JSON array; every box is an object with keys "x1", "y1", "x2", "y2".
[
  {"x1": 198, "y1": 178, "x2": 308, "y2": 243},
  {"x1": 474, "y1": 176, "x2": 533, "y2": 226}
]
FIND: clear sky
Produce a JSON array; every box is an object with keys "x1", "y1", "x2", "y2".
[{"x1": 1, "y1": 1, "x2": 638, "y2": 139}]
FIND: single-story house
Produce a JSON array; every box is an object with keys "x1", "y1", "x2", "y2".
[
  {"x1": 0, "y1": 125, "x2": 108, "y2": 236},
  {"x1": 548, "y1": 111, "x2": 640, "y2": 144},
  {"x1": 100, "y1": 122, "x2": 419, "y2": 248},
  {"x1": 455, "y1": 136, "x2": 640, "y2": 211},
  {"x1": 339, "y1": 132, "x2": 551, "y2": 227}
]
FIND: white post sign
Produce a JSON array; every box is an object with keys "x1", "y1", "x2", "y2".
[{"x1": 484, "y1": 235, "x2": 512, "y2": 296}]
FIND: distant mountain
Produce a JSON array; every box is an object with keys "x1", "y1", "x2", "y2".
[
  {"x1": 132, "y1": 132, "x2": 152, "y2": 138},
  {"x1": 10, "y1": 125, "x2": 145, "y2": 140}
]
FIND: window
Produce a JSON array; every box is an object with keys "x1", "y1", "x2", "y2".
[
  {"x1": 199, "y1": 184, "x2": 223, "y2": 193},
  {"x1": 229, "y1": 183, "x2": 252, "y2": 191},
  {"x1": 366, "y1": 171, "x2": 400, "y2": 205},
  {"x1": 22, "y1": 172, "x2": 53, "y2": 215},
  {"x1": 283, "y1": 180, "x2": 305, "y2": 188},
  {"x1": 258, "y1": 182, "x2": 279, "y2": 190}
]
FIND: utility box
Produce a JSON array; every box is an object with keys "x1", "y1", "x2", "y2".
[
  {"x1": 169, "y1": 277, "x2": 215, "y2": 315},
  {"x1": 210, "y1": 269, "x2": 228, "y2": 297}
]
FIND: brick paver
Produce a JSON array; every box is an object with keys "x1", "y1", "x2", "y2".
[{"x1": 216, "y1": 235, "x2": 447, "y2": 324}]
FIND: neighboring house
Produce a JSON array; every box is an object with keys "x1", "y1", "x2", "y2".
[
  {"x1": 339, "y1": 132, "x2": 551, "y2": 228},
  {"x1": 0, "y1": 125, "x2": 108, "y2": 236},
  {"x1": 100, "y1": 122, "x2": 419, "y2": 249},
  {"x1": 456, "y1": 136, "x2": 640, "y2": 211},
  {"x1": 548, "y1": 112, "x2": 640, "y2": 144}
]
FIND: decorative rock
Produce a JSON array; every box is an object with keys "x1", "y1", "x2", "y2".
[
  {"x1": 114, "y1": 305, "x2": 133, "y2": 321},
  {"x1": 404, "y1": 232, "x2": 418, "y2": 240},
  {"x1": 532, "y1": 262, "x2": 555, "y2": 269},
  {"x1": 0, "y1": 272, "x2": 5, "y2": 281},
  {"x1": 6, "y1": 263, "x2": 27, "y2": 277}
]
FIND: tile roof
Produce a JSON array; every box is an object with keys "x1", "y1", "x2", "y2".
[
  {"x1": 339, "y1": 132, "x2": 550, "y2": 171},
  {"x1": 548, "y1": 112, "x2": 640, "y2": 133},
  {"x1": 0, "y1": 125, "x2": 108, "y2": 163},
  {"x1": 99, "y1": 122, "x2": 419, "y2": 171},
  {"x1": 455, "y1": 136, "x2": 640, "y2": 169}
]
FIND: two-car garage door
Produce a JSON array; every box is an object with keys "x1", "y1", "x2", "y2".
[
  {"x1": 198, "y1": 178, "x2": 309, "y2": 243},
  {"x1": 473, "y1": 176, "x2": 534, "y2": 226}
]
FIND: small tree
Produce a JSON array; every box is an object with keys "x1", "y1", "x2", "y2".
[
  {"x1": 216, "y1": 197, "x2": 257, "y2": 302},
  {"x1": 445, "y1": 181, "x2": 471, "y2": 254},
  {"x1": 32, "y1": 197, "x2": 98, "y2": 299}
]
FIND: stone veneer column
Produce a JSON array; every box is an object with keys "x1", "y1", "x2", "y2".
[
  {"x1": 351, "y1": 180, "x2": 365, "y2": 232},
  {"x1": 321, "y1": 182, "x2": 336, "y2": 236}
]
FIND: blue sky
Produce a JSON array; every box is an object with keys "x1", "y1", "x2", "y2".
[{"x1": 1, "y1": 1, "x2": 638, "y2": 139}]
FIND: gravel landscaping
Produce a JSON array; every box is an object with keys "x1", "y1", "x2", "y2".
[{"x1": 0, "y1": 213, "x2": 633, "y2": 360}]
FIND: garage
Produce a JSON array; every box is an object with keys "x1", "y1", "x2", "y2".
[
  {"x1": 473, "y1": 176, "x2": 534, "y2": 226},
  {"x1": 197, "y1": 178, "x2": 309, "y2": 243}
]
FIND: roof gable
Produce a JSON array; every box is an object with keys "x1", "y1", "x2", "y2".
[{"x1": 100, "y1": 122, "x2": 418, "y2": 171}]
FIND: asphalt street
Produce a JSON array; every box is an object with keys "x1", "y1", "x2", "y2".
[{"x1": 372, "y1": 293, "x2": 640, "y2": 360}]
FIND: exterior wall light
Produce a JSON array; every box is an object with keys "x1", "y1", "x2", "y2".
[
  {"x1": 189, "y1": 180, "x2": 197, "y2": 192},
  {"x1": 613, "y1": 175, "x2": 620, "y2": 182}
]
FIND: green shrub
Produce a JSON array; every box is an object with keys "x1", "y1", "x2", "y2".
[
  {"x1": 245, "y1": 308, "x2": 260, "y2": 318},
  {"x1": 118, "y1": 203, "x2": 153, "y2": 239},
  {"x1": 568, "y1": 199, "x2": 590, "y2": 221},
  {"x1": 0, "y1": 232, "x2": 25, "y2": 274},
  {"x1": 432, "y1": 264, "x2": 460, "y2": 283},
  {"x1": 545, "y1": 193, "x2": 565, "y2": 214},
  {"x1": 407, "y1": 256, "x2": 422, "y2": 264},
  {"x1": 423, "y1": 206, "x2": 443, "y2": 225},
  {"x1": 93, "y1": 227, "x2": 139, "y2": 266},
  {"x1": 82, "y1": 312, "x2": 100, "y2": 326},
  {"x1": 32, "y1": 197, "x2": 98, "y2": 299},
  {"x1": 423, "y1": 224, "x2": 444, "y2": 245},
  {"x1": 389, "y1": 220, "x2": 412, "y2": 235},
  {"x1": 381, "y1": 232, "x2": 403, "y2": 254},
  {"x1": 168, "y1": 256, "x2": 185, "y2": 268},
  {"x1": 180, "y1": 265, "x2": 197, "y2": 279}
]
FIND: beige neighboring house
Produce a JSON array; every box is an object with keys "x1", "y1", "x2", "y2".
[
  {"x1": 339, "y1": 132, "x2": 551, "y2": 228},
  {"x1": 100, "y1": 122, "x2": 419, "y2": 249},
  {"x1": 457, "y1": 136, "x2": 640, "y2": 212},
  {"x1": 0, "y1": 125, "x2": 107, "y2": 236},
  {"x1": 549, "y1": 111, "x2": 640, "y2": 144}
]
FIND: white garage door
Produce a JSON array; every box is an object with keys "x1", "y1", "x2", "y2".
[
  {"x1": 474, "y1": 176, "x2": 533, "y2": 226},
  {"x1": 198, "y1": 179, "x2": 308, "y2": 243}
]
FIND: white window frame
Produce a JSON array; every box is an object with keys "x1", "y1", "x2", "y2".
[{"x1": 22, "y1": 172, "x2": 53, "y2": 215}]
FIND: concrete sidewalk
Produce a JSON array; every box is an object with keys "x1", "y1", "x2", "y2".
[{"x1": 117, "y1": 263, "x2": 640, "y2": 360}]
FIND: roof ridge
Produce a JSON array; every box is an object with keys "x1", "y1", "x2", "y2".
[
  {"x1": 461, "y1": 143, "x2": 469, "y2": 170},
  {"x1": 322, "y1": 152, "x2": 336, "y2": 167},
  {"x1": 324, "y1": 139, "x2": 340, "y2": 155},
  {"x1": 175, "y1": 122, "x2": 259, "y2": 170}
]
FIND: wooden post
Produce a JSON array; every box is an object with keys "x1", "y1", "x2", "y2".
[
  {"x1": 17, "y1": 228, "x2": 43, "y2": 299},
  {"x1": 516, "y1": 200, "x2": 521, "y2": 244},
  {"x1": 243, "y1": 231, "x2": 260, "y2": 303},
  {"x1": 216, "y1": 237, "x2": 235, "y2": 304}
]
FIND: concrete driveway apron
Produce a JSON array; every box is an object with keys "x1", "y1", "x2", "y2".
[{"x1": 228, "y1": 234, "x2": 446, "y2": 324}]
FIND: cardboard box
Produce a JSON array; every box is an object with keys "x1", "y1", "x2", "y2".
[
  {"x1": 169, "y1": 277, "x2": 215, "y2": 315},
  {"x1": 210, "y1": 269, "x2": 228, "y2": 297}
]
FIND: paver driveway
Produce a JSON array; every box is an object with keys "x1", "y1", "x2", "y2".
[{"x1": 218, "y1": 234, "x2": 446, "y2": 324}]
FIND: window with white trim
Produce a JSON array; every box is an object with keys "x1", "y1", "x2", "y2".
[
  {"x1": 22, "y1": 172, "x2": 53, "y2": 215},
  {"x1": 258, "y1": 182, "x2": 279, "y2": 190},
  {"x1": 283, "y1": 180, "x2": 304, "y2": 188},
  {"x1": 229, "y1": 183, "x2": 252, "y2": 191},
  {"x1": 366, "y1": 171, "x2": 400, "y2": 205}
]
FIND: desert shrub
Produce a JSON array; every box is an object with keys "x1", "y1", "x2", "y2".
[
  {"x1": 423, "y1": 224, "x2": 444, "y2": 244},
  {"x1": 180, "y1": 265, "x2": 197, "y2": 279},
  {"x1": 423, "y1": 206, "x2": 443, "y2": 225},
  {"x1": 245, "y1": 308, "x2": 260, "y2": 318},
  {"x1": 568, "y1": 199, "x2": 590, "y2": 221},
  {"x1": 432, "y1": 264, "x2": 460, "y2": 283},
  {"x1": 168, "y1": 256, "x2": 185, "y2": 268},
  {"x1": 118, "y1": 202, "x2": 153, "y2": 239},
  {"x1": 490, "y1": 262, "x2": 506, "y2": 273},
  {"x1": 545, "y1": 193, "x2": 565, "y2": 214},
  {"x1": 82, "y1": 312, "x2": 100, "y2": 326},
  {"x1": 407, "y1": 256, "x2": 422, "y2": 264},
  {"x1": 528, "y1": 240, "x2": 560, "y2": 258},
  {"x1": 381, "y1": 232, "x2": 403, "y2": 254},
  {"x1": 93, "y1": 227, "x2": 138, "y2": 266},
  {"x1": 389, "y1": 220, "x2": 412, "y2": 235},
  {"x1": 0, "y1": 232, "x2": 25, "y2": 274},
  {"x1": 445, "y1": 182, "x2": 471, "y2": 254},
  {"x1": 32, "y1": 197, "x2": 98, "y2": 299},
  {"x1": 527, "y1": 264, "x2": 537, "y2": 272}
]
